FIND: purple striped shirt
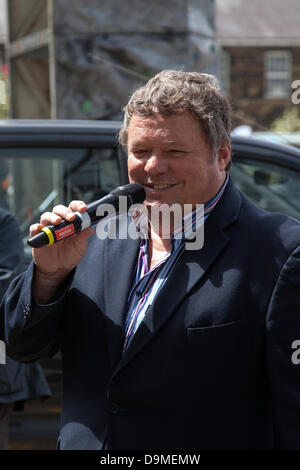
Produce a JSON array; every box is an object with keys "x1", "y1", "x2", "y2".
[{"x1": 123, "y1": 174, "x2": 229, "y2": 352}]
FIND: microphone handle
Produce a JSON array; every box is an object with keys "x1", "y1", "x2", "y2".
[
  {"x1": 27, "y1": 193, "x2": 117, "y2": 248},
  {"x1": 27, "y1": 214, "x2": 82, "y2": 248},
  {"x1": 27, "y1": 183, "x2": 146, "y2": 249}
]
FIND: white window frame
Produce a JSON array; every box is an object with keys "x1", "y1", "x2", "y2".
[{"x1": 264, "y1": 50, "x2": 292, "y2": 99}]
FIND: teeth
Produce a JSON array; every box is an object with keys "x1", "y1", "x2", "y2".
[{"x1": 150, "y1": 184, "x2": 173, "y2": 189}]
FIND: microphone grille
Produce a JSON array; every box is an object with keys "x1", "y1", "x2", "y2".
[{"x1": 115, "y1": 183, "x2": 146, "y2": 204}]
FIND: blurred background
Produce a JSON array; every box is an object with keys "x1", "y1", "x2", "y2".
[
  {"x1": 0, "y1": 0, "x2": 300, "y2": 450},
  {"x1": 1, "y1": 0, "x2": 300, "y2": 134}
]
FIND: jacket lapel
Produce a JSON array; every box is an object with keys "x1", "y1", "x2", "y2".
[
  {"x1": 103, "y1": 215, "x2": 140, "y2": 373},
  {"x1": 110, "y1": 178, "x2": 242, "y2": 376},
  {"x1": 114, "y1": 219, "x2": 230, "y2": 375}
]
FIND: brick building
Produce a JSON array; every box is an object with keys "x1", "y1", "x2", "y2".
[{"x1": 216, "y1": 0, "x2": 300, "y2": 130}]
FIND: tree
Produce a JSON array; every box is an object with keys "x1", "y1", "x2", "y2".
[{"x1": 270, "y1": 107, "x2": 300, "y2": 133}]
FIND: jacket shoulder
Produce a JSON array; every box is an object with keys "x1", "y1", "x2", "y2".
[{"x1": 238, "y1": 190, "x2": 300, "y2": 253}]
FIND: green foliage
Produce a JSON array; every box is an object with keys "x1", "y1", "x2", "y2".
[{"x1": 270, "y1": 107, "x2": 300, "y2": 133}]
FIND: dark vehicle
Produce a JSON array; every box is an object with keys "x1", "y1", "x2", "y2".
[
  {"x1": 1, "y1": 119, "x2": 300, "y2": 448},
  {"x1": 1, "y1": 121, "x2": 300, "y2": 252},
  {"x1": 0, "y1": 120, "x2": 129, "y2": 267},
  {"x1": 230, "y1": 136, "x2": 300, "y2": 221}
]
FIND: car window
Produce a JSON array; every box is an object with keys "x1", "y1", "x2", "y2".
[
  {"x1": 231, "y1": 157, "x2": 300, "y2": 220},
  {"x1": 0, "y1": 146, "x2": 122, "y2": 259}
]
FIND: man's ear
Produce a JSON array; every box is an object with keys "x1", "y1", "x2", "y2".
[{"x1": 217, "y1": 143, "x2": 231, "y2": 171}]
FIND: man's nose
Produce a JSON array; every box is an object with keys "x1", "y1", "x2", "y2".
[{"x1": 144, "y1": 153, "x2": 168, "y2": 175}]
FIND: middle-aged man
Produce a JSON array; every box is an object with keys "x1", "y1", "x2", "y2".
[{"x1": 1, "y1": 70, "x2": 300, "y2": 450}]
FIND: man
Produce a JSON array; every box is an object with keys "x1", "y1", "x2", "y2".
[{"x1": 1, "y1": 70, "x2": 300, "y2": 450}]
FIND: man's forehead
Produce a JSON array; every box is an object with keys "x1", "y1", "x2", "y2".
[
  {"x1": 128, "y1": 112, "x2": 204, "y2": 144},
  {"x1": 129, "y1": 113, "x2": 169, "y2": 128},
  {"x1": 130, "y1": 111, "x2": 189, "y2": 123},
  {"x1": 128, "y1": 126, "x2": 184, "y2": 146}
]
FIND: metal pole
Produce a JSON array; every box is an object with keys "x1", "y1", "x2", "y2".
[{"x1": 47, "y1": 0, "x2": 56, "y2": 119}]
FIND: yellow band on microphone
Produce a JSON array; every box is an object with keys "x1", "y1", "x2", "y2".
[{"x1": 41, "y1": 227, "x2": 55, "y2": 246}]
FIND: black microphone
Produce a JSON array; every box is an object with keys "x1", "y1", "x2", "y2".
[{"x1": 27, "y1": 183, "x2": 146, "y2": 248}]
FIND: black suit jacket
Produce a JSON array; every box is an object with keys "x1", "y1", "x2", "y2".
[
  {"x1": 0, "y1": 208, "x2": 50, "y2": 405},
  {"x1": 2, "y1": 178, "x2": 300, "y2": 449}
]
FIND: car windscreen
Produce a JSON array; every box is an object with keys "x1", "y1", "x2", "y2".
[{"x1": 231, "y1": 157, "x2": 300, "y2": 220}]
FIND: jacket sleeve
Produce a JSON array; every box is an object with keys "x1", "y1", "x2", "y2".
[
  {"x1": 0, "y1": 210, "x2": 24, "y2": 300},
  {"x1": 0, "y1": 260, "x2": 71, "y2": 363},
  {"x1": 266, "y1": 243, "x2": 300, "y2": 449}
]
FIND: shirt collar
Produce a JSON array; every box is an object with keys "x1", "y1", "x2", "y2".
[
  {"x1": 131, "y1": 173, "x2": 230, "y2": 242},
  {"x1": 173, "y1": 172, "x2": 230, "y2": 241}
]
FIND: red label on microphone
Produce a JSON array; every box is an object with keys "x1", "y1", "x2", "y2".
[{"x1": 55, "y1": 224, "x2": 75, "y2": 240}]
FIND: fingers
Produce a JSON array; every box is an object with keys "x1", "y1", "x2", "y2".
[
  {"x1": 40, "y1": 211, "x2": 63, "y2": 227},
  {"x1": 68, "y1": 200, "x2": 87, "y2": 212},
  {"x1": 30, "y1": 223, "x2": 43, "y2": 238},
  {"x1": 29, "y1": 200, "x2": 87, "y2": 237},
  {"x1": 42, "y1": 201, "x2": 87, "y2": 225}
]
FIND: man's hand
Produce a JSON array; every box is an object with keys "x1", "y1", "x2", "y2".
[{"x1": 30, "y1": 200, "x2": 94, "y2": 304}]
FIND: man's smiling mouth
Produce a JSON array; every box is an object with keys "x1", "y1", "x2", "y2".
[{"x1": 144, "y1": 183, "x2": 178, "y2": 190}]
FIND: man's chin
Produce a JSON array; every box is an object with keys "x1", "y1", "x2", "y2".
[
  {"x1": 145, "y1": 200, "x2": 171, "y2": 214},
  {"x1": 145, "y1": 196, "x2": 176, "y2": 206}
]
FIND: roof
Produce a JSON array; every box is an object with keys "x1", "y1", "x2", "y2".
[
  {"x1": 0, "y1": 119, "x2": 121, "y2": 132},
  {"x1": 216, "y1": 0, "x2": 300, "y2": 45},
  {"x1": 0, "y1": 119, "x2": 122, "y2": 146}
]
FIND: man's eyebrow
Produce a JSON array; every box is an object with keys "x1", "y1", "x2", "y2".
[
  {"x1": 163, "y1": 140, "x2": 188, "y2": 148},
  {"x1": 159, "y1": 139, "x2": 188, "y2": 147},
  {"x1": 162, "y1": 140, "x2": 179, "y2": 145},
  {"x1": 129, "y1": 139, "x2": 185, "y2": 147},
  {"x1": 129, "y1": 139, "x2": 145, "y2": 145}
]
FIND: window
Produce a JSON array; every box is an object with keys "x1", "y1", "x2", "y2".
[
  {"x1": 264, "y1": 51, "x2": 292, "y2": 98},
  {"x1": 231, "y1": 157, "x2": 300, "y2": 220}
]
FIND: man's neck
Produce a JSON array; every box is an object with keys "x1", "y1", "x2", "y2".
[{"x1": 148, "y1": 226, "x2": 171, "y2": 270}]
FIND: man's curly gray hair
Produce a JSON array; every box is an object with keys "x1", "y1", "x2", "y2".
[{"x1": 119, "y1": 69, "x2": 232, "y2": 170}]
